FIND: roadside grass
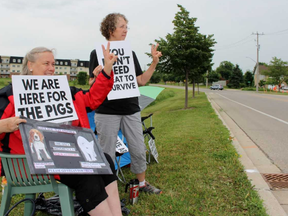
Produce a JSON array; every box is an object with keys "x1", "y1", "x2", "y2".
[
  {"x1": 117, "y1": 88, "x2": 268, "y2": 216},
  {"x1": 0, "y1": 83, "x2": 268, "y2": 215}
]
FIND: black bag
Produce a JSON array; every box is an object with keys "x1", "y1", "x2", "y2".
[
  {"x1": 35, "y1": 193, "x2": 130, "y2": 215},
  {"x1": 35, "y1": 193, "x2": 88, "y2": 216}
]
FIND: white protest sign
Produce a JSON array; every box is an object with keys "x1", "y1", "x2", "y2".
[
  {"x1": 95, "y1": 41, "x2": 140, "y2": 100},
  {"x1": 148, "y1": 138, "x2": 159, "y2": 163},
  {"x1": 12, "y1": 75, "x2": 78, "y2": 123},
  {"x1": 116, "y1": 136, "x2": 129, "y2": 154}
]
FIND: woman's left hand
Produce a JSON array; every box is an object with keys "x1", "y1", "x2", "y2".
[
  {"x1": 102, "y1": 42, "x2": 118, "y2": 75},
  {"x1": 151, "y1": 43, "x2": 162, "y2": 65}
]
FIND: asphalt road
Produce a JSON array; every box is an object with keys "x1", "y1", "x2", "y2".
[{"x1": 152, "y1": 84, "x2": 288, "y2": 173}]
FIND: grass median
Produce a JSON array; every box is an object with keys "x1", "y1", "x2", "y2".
[
  {"x1": 0, "y1": 86, "x2": 268, "y2": 215},
  {"x1": 118, "y1": 88, "x2": 268, "y2": 216}
]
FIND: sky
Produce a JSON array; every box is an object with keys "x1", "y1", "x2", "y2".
[{"x1": 1, "y1": 0, "x2": 288, "y2": 73}]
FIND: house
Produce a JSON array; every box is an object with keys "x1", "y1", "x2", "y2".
[
  {"x1": 253, "y1": 63, "x2": 288, "y2": 89},
  {"x1": 253, "y1": 64, "x2": 269, "y2": 86}
]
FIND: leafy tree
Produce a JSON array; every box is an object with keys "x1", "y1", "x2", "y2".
[
  {"x1": 154, "y1": 4, "x2": 216, "y2": 108},
  {"x1": 259, "y1": 80, "x2": 266, "y2": 88},
  {"x1": 77, "y1": 72, "x2": 88, "y2": 85},
  {"x1": 216, "y1": 61, "x2": 234, "y2": 80},
  {"x1": 175, "y1": 75, "x2": 185, "y2": 83},
  {"x1": 244, "y1": 70, "x2": 254, "y2": 87},
  {"x1": 207, "y1": 70, "x2": 220, "y2": 83},
  {"x1": 227, "y1": 64, "x2": 243, "y2": 88},
  {"x1": 265, "y1": 77, "x2": 277, "y2": 86},
  {"x1": 149, "y1": 71, "x2": 161, "y2": 83},
  {"x1": 262, "y1": 57, "x2": 288, "y2": 91}
]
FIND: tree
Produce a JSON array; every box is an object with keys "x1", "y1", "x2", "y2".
[
  {"x1": 154, "y1": 4, "x2": 216, "y2": 108},
  {"x1": 259, "y1": 80, "x2": 266, "y2": 88},
  {"x1": 227, "y1": 64, "x2": 243, "y2": 89},
  {"x1": 262, "y1": 57, "x2": 288, "y2": 91},
  {"x1": 149, "y1": 71, "x2": 161, "y2": 83},
  {"x1": 77, "y1": 72, "x2": 88, "y2": 85},
  {"x1": 216, "y1": 61, "x2": 234, "y2": 80},
  {"x1": 244, "y1": 70, "x2": 254, "y2": 87},
  {"x1": 207, "y1": 70, "x2": 220, "y2": 83}
]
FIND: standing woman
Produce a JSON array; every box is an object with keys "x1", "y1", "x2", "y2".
[
  {"x1": 0, "y1": 44, "x2": 122, "y2": 216},
  {"x1": 89, "y1": 13, "x2": 162, "y2": 194}
]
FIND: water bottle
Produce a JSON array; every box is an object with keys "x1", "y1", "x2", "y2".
[{"x1": 125, "y1": 179, "x2": 139, "y2": 205}]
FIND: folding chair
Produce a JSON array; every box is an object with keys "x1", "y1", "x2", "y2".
[
  {"x1": 0, "y1": 152, "x2": 75, "y2": 216},
  {"x1": 141, "y1": 113, "x2": 158, "y2": 163}
]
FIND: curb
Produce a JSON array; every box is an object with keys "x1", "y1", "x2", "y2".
[{"x1": 207, "y1": 93, "x2": 287, "y2": 216}]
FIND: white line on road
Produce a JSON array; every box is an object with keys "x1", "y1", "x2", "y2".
[{"x1": 217, "y1": 93, "x2": 288, "y2": 126}]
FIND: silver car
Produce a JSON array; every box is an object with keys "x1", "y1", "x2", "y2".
[{"x1": 210, "y1": 84, "x2": 223, "y2": 90}]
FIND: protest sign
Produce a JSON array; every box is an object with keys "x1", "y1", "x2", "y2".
[
  {"x1": 116, "y1": 136, "x2": 129, "y2": 154},
  {"x1": 12, "y1": 75, "x2": 78, "y2": 123},
  {"x1": 19, "y1": 117, "x2": 112, "y2": 175},
  {"x1": 95, "y1": 41, "x2": 140, "y2": 100},
  {"x1": 148, "y1": 138, "x2": 159, "y2": 163}
]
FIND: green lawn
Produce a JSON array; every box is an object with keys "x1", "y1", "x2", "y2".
[{"x1": 0, "y1": 80, "x2": 268, "y2": 215}]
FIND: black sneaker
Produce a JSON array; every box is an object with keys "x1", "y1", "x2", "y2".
[{"x1": 139, "y1": 182, "x2": 162, "y2": 194}]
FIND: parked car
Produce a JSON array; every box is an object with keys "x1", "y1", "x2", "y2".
[
  {"x1": 281, "y1": 86, "x2": 288, "y2": 90},
  {"x1": 210, "y1": 84, "x2": 223, "y2": 90}
]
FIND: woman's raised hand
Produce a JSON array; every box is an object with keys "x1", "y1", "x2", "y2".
[
  {"x1": 151, "y1": 43, "x2": 162, "y2": 65},
  {"x1": 102, "y1": 42, "x2": 118, "y2": 76}
]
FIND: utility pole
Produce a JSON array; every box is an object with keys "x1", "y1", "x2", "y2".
[{"x1": 252, "y1": 31, "x2": 264, "y2": 92}]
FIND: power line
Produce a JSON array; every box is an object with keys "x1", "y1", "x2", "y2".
[
  {"x1": 214, "y1": 28, "x2": 288, "y2": 51},
  {"x1": 265, "y1": 28, "x2": 288, "y2": 35},
  {"x1": 214, "y1": 35, "x2": 254, "y2": 51}
]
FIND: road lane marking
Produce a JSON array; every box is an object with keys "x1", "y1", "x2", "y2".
[{"x1": 217, "y1": 93, "x2": 288, "y2": 126}]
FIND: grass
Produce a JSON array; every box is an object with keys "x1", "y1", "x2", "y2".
[
  {"x1": 0, "y1": 80, "x2": 268, "y2": 215},
  {"x1": 116, "y1": 88, "x2": 268, "y2": 216}
]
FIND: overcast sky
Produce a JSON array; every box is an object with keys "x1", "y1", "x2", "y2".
[{"x1": 1, "y1": 0, "x2": 288, "y2": 73}]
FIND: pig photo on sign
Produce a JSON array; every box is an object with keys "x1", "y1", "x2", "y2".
[{"x1": 77, "y1": 136, "x2": 97, "y2": 161}]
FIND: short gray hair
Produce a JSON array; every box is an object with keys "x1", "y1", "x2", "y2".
[
  {"x1": 21, "y1": 47, "x2": 54, "y2": 75},
  {"x1": 100, "y1": 13, "x2": 128, "y2": 40}
]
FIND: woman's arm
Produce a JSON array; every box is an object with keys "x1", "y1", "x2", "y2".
[
  {"x1": 76, "y1": 42, "x2": 117, "y2": 110},
  {"x1": 136, "y1": 43, "x2": 162, "y2": 86}
]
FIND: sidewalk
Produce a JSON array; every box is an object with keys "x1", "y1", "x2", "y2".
[{"x1": 207, "y1": 93, "x2": 288, "y2": 216}]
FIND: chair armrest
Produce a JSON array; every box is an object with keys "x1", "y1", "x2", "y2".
[
  {"x1": 0, "y1": 152, "x2": 26, "y2": 159},
  {"x1": 141, "y1": 113, "x2": 153, "y2": 122}
]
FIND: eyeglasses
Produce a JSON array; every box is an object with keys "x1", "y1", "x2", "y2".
[{"x1": 118, "y1": 25, "x2": 130, "y2": 30}]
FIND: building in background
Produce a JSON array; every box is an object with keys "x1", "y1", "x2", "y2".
[
  {"x1": 0, "y1": 56, "x2": 11, "y2": 78},
  {"x1": 0, "y1": 55, "x2": 89, "y2": 80}
]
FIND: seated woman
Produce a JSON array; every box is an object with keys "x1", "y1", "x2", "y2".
[{"x1": 0, "y1": 44, "x2": 122, "y2": 216}]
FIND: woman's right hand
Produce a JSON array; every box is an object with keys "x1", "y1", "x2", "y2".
[
  {"x1": 0, "y1": 117, "x2": 27, "y2": 134},
  {"x1": 102, "y1": 42, "x2": 118, "y2": 76}
]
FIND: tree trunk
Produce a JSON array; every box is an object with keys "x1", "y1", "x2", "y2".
[
  {"x1": 192, "y1": 78, "x2": 195, "y2": 98},
  {"x1": 185, "y1": 70, "x2": 188, "y2": 109}
]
